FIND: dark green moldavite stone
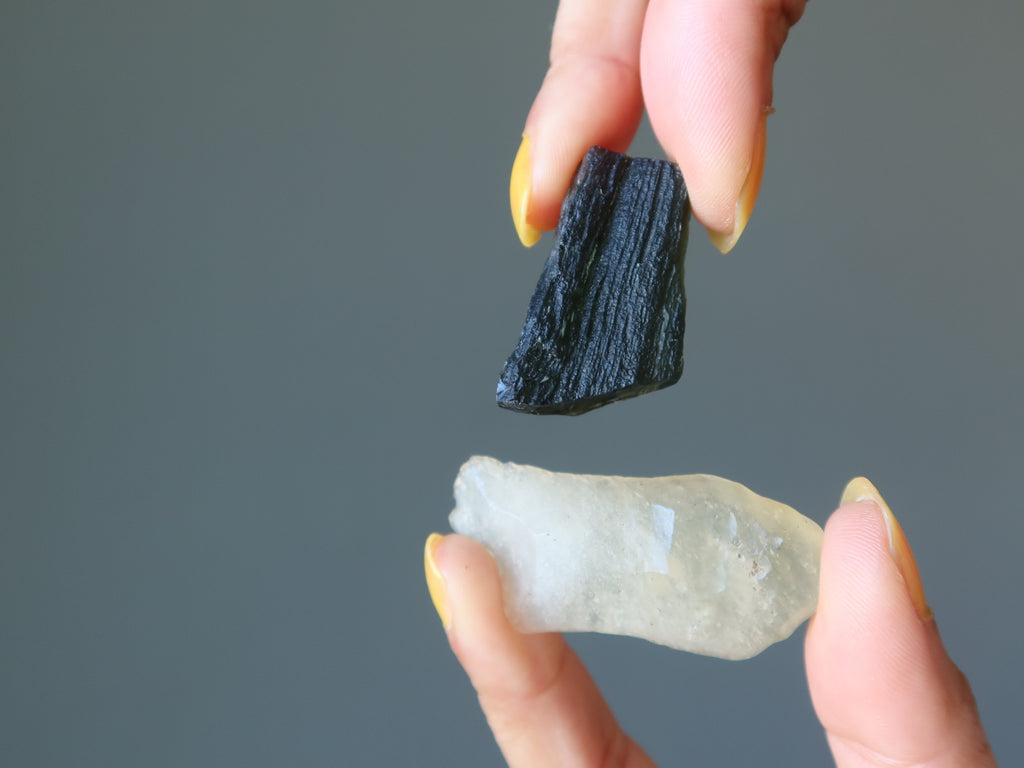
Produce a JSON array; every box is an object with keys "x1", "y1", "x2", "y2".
[{"x1": 496, "y1": 146, "x2": 691, "y2": 415}]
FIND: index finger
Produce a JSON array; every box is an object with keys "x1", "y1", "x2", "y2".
[{"x1": 511, "y1": 0, "x2": 649, "y2": 246}]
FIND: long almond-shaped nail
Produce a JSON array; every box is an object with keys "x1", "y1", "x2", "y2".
[
  {"x1": 708, "y1": 110, "x2": 768, "y2": 254},
  {"x1": 424, "y1": 533, "x2": 451, "y2": 630},
  {"x1": 510, "y1": 135, "x2": 541, "y2": 247},
  {"x1": 841, "y1": 477, "x2": 933, "y2": 621}
]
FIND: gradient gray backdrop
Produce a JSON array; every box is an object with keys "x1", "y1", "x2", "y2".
[{"x1": 3, "y1": 1, "x2": 1022, "y2": 765}]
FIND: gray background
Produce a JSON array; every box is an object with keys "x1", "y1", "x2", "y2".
[{"x1": 3, "y1": 0, "x2": 1021, "y2": 765}]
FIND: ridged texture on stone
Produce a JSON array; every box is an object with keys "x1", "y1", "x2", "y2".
[
  {"x1": 449, "y1": 456, "x2": 823, "y2": 660},
  {"x1": 496, "y1": 146, "x2": 690, "y2": 415}
]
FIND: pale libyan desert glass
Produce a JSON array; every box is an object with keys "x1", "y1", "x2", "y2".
[{"x1": 449, "y1": 456, "x2": 823, "y2": 660}]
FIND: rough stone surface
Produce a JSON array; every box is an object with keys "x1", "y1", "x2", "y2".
[
  {"x1": 449, "y1": 456, "x2": 823, "y2": 660},
  {"x1": 496, "y1": 146, "x2": 690, "y2": 415}
]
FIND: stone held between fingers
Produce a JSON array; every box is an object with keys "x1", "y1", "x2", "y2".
[
  {"x1": 496, "y1": 146, "x2": 690, "y2": 415},
  {"x1": 449, "y1": 456, "x2": 824, "y2": 660}
]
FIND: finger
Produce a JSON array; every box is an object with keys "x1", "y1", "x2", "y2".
[
  {"x1": 511, "y1": 0, "x2": 649, "y2": 246},
  {"x1": 641, "y1": 0, "x2": 806, "y2": 251},
  {"x1": 425, "y1": 534, "x2": 656, "y2": 768},
  {"x1": 804, "y1": 480, "x2": 996, "y2": 767}
]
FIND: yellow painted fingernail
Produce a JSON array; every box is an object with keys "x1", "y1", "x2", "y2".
[
  {"x1": 424, "y1": 533, "x2": 451, "y2": 630},
  {"x1": 841, "y1": 477, "x2": 933, "y2": 621},
  {"x1": 510, "y1": 134, "x2": 541, "y2": 247},
  {"x1": 709, "y1": 109, "x2": 768, "y2": 254}
]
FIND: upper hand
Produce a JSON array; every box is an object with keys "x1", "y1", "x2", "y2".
[{"x1": 510, "y1": 0, "x2": 806, "y2": 253}]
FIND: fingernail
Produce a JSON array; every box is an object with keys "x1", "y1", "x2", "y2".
[
  {"x1": 424, "y1": 533, "x2": 451, "y2": 630},
  {"x1": 841, "y1": 477, "x2": 933, "y2": 621},
  {"x1": 510, "y1": 134, "x2": 541, "y2": 247},
  {"x1": 708, "y1": 110, "x2": 768, "y2": 254}
]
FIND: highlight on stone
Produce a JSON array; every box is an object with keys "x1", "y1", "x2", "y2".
[
  {"x1": 449, "y1": 456, "x2": 823, "y2": 660},
  {"x1": 496, "y1": 146, "x2": 690, "y2": 415}
]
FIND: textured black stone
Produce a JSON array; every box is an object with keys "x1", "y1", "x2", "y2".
[{"x1": 496, "y1": 146, "x2": 690, "y2": 415}]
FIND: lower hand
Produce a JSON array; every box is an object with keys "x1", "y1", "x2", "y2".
[{"x1": 424, "y1": 478, "x2": 996, "y2": 766}]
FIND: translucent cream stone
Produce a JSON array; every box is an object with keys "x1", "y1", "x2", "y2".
[{"x1": 449, "y1": 456, "x2": 823, "y2": 660}]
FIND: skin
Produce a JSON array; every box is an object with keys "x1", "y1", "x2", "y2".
[
  {"x1": 433, "y1": 1, "x2": 999, "y2": 764},
  {"x1": 519, "y1": 0, "x2": 805, "y2": 248}
]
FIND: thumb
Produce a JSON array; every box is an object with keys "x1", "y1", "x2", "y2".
[
  {"x1": 640, "y1": 0, "x2": 806, "y2": 252},
  {"x1": 805, "y1": 479, "x2": 996, "y2": 767}
]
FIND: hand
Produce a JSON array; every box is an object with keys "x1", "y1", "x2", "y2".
[
  {"x1": 424, "y1": 478, "x2": 996, "y2": 766},
  {"x1": 509, "y1": 0, "x2": 808, "y2": 253}
]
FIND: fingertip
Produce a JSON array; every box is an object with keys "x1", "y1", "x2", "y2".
[
  {"x1": 806, "y1": 500, "x2": 993, "y2": 765},
  {"x1": 425, "y1": 533, "x2": 505, "y2": 635},
  {"x1": 433, "y1": 533, "x2": 572, "y2": 706},
  {"x1": 424, "y1": 533, "x2": 450, "y2": 629},
  {"x1": 809, "y1": 501, "x2": 913, "y2": 641},
  {"x1": 840, "y1": 477, "x2": 932, "y2": 620},
  {"x1": 430, "y1": 533, "x2": 504, "y2": 633},
  {"x1": 806, "y1": 501, "x2": 932, "y2": 755},
  {"x1": 641, "y1": 0, "x2": 785, "y2": 243},
  {"x1": 510, "y1": 136, "x2": 542, "y2": 247},
  {"x1": 514, "y1": 0, "x2": 648, "y2": 238},
  {"x1": 523, "y1": 59, "x2": 644, "y2": 232},
  {"x1": 429, "y1": 533, "x2": 525, "y2": 660},
  {"x1": 707, "y1": 109, "x2": 767, "y2": 253}
]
